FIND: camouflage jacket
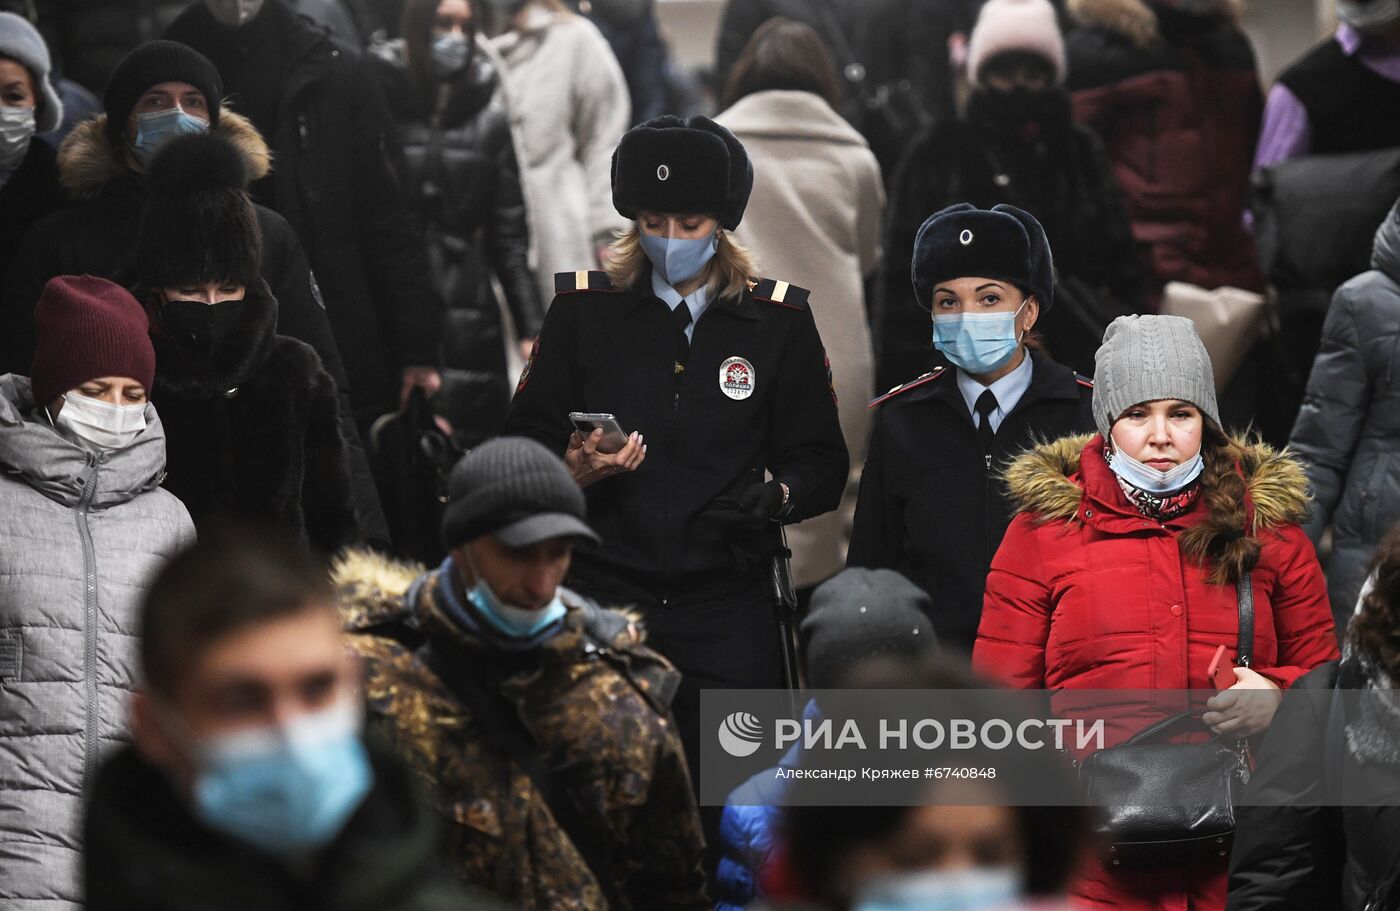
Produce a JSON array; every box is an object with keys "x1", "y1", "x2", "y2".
[{"x1": 336, "y1": 552, "x2": 709, "y2": 911}]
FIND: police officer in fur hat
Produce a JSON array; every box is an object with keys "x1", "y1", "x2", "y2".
[
  {"x1": 504, "y1": 114, "x2": 848, "y2": 796},
  {"x1": 848, "y1": 203, "x2": 1095, "y2": 653}
]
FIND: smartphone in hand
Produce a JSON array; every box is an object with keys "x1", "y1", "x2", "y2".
[
  {"x1": 1206, "y1": 645, "x2": 1236, "y2": 690},
  {"x1": 568, "y1": 412, "x2": 629, "y2": 454}
]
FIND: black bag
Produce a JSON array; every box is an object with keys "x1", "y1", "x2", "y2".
[
  {"x1": 367, "y1": 387, "x2": 461, "y2": 565},
  {"x1": 1078, "y1": 575, "x2": 1256, "y2": 867}
]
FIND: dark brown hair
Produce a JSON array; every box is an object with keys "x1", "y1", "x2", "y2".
[
  {"x1": 400, "y1": 0, "x2": 464, "y2": 107},
  {"x1": 1349, "y1": 521, "x2": 1400, "y2": 679},
  {"x1": 723, "y1": 17, "x2": 842, "y2": 109},
  {"x1": 140, "y1": 525, "x2": 334, "y2": 694},
  {"x1": 1177, "y1": 423, "x2": 1261, "y2": 586}
]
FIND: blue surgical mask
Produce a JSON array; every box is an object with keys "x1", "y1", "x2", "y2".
[
  {"x1": 639, "y1": 229, "x2": 718, "y2": 286},
  {"x1": 1108, "y1": 444, "x2": 1205, "y2": 495},
  {"x1": 932, "y1": 302, "x2": 1026, "y2": 375},
  {"x1": 853, "y1": 866, "x2": 1023, "y2": 911},
  {"x1": 467, "y1": 574, "x2": 568, "y2": 639},
  {"x1": 190, "y1": 698, "x2": 372, "y2": 853},
  {"x1": 133, "y1": 106, "x2": 210, "y2": 167},
  {"x1": 432, "y1": 33, "x2": 472, "y2": 76}
]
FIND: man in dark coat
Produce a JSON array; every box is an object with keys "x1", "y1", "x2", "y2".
[
  {"x1": 167, "y1": 0, "x2": 444, "y2": 429},
  {"x1": 339, "y1": 438, "x2": 709, "y2": 911},
  {"x1": 0, "y1": 39, "x2": 390, "y2": 544},
  {"x1": 85, "y1": 527, "x2": 505, "y2": 911}
]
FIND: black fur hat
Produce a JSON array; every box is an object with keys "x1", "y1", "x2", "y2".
[
  {"x1": 131, "y1": 133, "x2": 262, "y2": 290},
  {"x1": 611, "y1": 115, "x2": 753, "y2": 230},
  {"x1": 911, "y1": 203, "x2": 1055, "y2": 311}
]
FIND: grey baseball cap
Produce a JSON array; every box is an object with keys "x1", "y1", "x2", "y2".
[{"x1": 440, "y1": 437, "x2": 599, "y2": 549}]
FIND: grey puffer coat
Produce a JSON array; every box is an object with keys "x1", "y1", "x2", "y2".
[
  {"x1": 1290, "y1": 199, "x2": 1400, "y2": 638},
  {"x1": 0, "y1": 374, "x2": 195, "y2": 911}
]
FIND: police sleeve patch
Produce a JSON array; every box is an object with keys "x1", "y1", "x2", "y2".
[
  {"x1": 751, "y1": 278, "x2": 811, "y2": 310},
  {"x1": 554, "y1": 271, "x2": 617, "y2": 294},
  {"x1": 515, "y1": 337, "x2": 539, "y2": 394}
]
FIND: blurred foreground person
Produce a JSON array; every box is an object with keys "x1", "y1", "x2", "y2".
[
  {"x1": 85, "y1": 527, "x2": 502, "y2": 911},
  {"x1": 127, "y1": 133, "x2": 360, "y2": 554},
  {"x1": 716, "y1": 18, "x2": 885, "y2": 593},
  {"x1": 881, "y1": 0, "x2": 1140, "y2": 383},
  {"x1": 0, "y1": 11, "x2": 65, "y2": 282},
  {"x1": 1229, "y1": 521, "x2": 1400, "y2": 911},
  {"x1": 1289, "y1": 197, "x2": 1400, "y2": 638},
  {"x1": 851, "y1": 204, "x2": 1094, "y2": 653},
  {"x1": 975, "y1": 314, "x2": 1338, "y2": 909},
  {"x1": 762, "y1": 656, "x2": 1089, "y2": 911},
  {"x1": 339, "y1": 437, "x2": 708, "y2": 910},
  {"x1": 0, "y1": 275, "x2": 194, "y2": 911},
  {"x1": 714, "y1": 568, "x2": 936, "y2": 911},
  {"x1": 368, "y1": 0, "x2": 544, "y2": 449}
]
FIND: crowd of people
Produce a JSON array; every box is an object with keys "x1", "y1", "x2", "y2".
[{"x1": 1, "y1": 0, "x2": 1400, "y2": 909}]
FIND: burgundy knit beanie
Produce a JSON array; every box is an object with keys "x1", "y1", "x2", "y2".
[{"x1": 30, "y1": 276, "x2": 156, "y2": 405}]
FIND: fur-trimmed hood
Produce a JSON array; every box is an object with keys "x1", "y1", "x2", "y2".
[
  {"x1": 1067, "y1": 0, "x2": 1245, "y2": 48},
  {"x1": 56, "y1": 109, "x2": 272, "y2": 200},
  {"x1": 1004, "y1": 432, "x2": 1310, "y2": 530}
]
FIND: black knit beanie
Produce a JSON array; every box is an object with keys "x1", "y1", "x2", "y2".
[
  {"x1": 441, "y1": 437, "x2": 599, "y2": 550},
  {"x1": 131, "y1": 133, "x2": 261, "y2": 290},
  {"x1": 103, "y1": 40, "x2": 223, "y2": 145}
]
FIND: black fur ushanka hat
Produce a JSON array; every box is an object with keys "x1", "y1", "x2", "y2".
[
  {"x1": 611, "y1": 115, "x2": 753, "y2": 230},
  {"x1": 911, "y1": 203, "x2": 1055, "y2": 310}
]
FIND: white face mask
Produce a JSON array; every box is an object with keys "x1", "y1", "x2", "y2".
[
  {"x1": 54, "y1": 392, "x2": 148, "y2": 451},
  {"x1": 853, "y1": 866, "x2": 1024, "y2": 911},
  {"x1": 1108, "y1": 444, "x2": 1204, "y2": 495},
  {"x1": 205, "y1": 0, "x2": 266, "y2": 26},
  {"x1": 0, "y1": 105, "x2": 36, "y2": 171}
]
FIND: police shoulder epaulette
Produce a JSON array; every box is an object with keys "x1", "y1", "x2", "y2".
[
  {"x1": 554, "y1": 270, "x2": 618, "y2": 295},
  {"x1": 1074, "y1": 373, "x2": 1094, "y2": 389},
  {"x1": 751, "y1": 277, "x2": 811, "y2": 310},
  {"x1": 867, "y1": 366, "x2": 946, "y2": 409}
]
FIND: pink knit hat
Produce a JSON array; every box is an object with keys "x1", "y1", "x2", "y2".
[{"x1": 966, "y1": 0, "x2": 1067, "y2": 88}]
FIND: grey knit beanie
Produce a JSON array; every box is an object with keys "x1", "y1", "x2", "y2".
[
  {"x1": 0, "y1": 12, "x2": 62, "y2": 133},
  {"x1": 1092, "y1": 314, "x2": 1219, "y2": 439},
  {"x1": 800, "y1": 568, "x2": 935, "y2": 690},
  {"x1": 441, "y1": 437, "x2": 599, "y2": 550}
]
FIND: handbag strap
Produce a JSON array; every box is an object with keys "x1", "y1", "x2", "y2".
[{"x1": 1236, "y1": 573, "x2": 1255, "y2": 669}]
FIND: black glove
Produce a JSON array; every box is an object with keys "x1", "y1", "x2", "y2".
[{"x1": 737, "y1": 480, "x2": 786, "y2": 525}]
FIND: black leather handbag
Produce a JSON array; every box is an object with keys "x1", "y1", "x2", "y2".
[{"x1": 1078, "y1": 575, "x2": 1255, "y2": 867}]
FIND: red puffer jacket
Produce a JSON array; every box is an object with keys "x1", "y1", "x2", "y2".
[{"x1": 973, "y1": 434, "x2": 1338, "y2": 911}]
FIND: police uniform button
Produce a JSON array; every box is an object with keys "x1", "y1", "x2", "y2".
[
  {"x1": 960, "y1": 228, "x2": 974, "y2": 246},
  {"x1": 657, "y1": 164, "x2": 670, "y2": 181}
]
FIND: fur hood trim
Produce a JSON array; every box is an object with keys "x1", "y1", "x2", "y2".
[
  {"x1": 1004, "y1": 432, "x2": 1310, "y2": 530},
  {"x1": 57, "y1": 110, "x2": 272, "y2": 200},
  {"x1": 1067, "y1": 0, "x2": 1245, "y2": 48}
]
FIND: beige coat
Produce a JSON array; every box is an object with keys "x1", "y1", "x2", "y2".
[
  {"x1": 490, "y1": 5, "x2": 631, "y2": 308},
  {"x1": 716, "y1": 90, "x2": 885, "y2": 587}
]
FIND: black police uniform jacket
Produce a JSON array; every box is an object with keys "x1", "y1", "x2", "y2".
[
  {"x1": 505, "y1": 268, "x2": 848, "y2": 608},
  {"x1": 847, "y1": 348, "x2": 1095, "y2": 650}
]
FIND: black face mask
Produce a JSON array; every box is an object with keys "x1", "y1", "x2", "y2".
[
  {"x1": 160, "y1": 298, "x2": 248, "y2": 356},
  {"x1": 966, "y1": 87, "x2": 1071, "y2": 141}
]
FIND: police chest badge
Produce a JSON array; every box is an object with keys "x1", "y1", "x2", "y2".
[{"x1": 719, "y1": 356, "x2": 755, "y2": 400}]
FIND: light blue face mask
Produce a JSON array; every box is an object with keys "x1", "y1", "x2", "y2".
[
  {"x1": 931, "y1": 302, "x2": 1026, "y2": 376},
  {"x1": 133, "y1": 106, "x2": 210, "y2": 167},
  {"x1": 853, "y1": 866, "x2": 1023, "y2": 911},
  {"x1": 432, "y1": 33, "x2": 471, "y2": 76},
  {"x1": 1108, "y1": 444, "x2": 1205, "y2": 495},
  {"x1": 190, "y1": 698, "x2": 372, "y2": 853},
  {"x1": 639, "y1": 229, "x2": 719, "y2": 286},
  {"x1": 468, "y1": 574, "x2": 568, "y2": 639}
]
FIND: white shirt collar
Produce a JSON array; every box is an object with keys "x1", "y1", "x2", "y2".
[
  {"x1": 956, "y1": 348, "x2": 1034, "y2": 432},
  {"x1": 651, "y1": 271, "x2": 711, "y2": 341}
]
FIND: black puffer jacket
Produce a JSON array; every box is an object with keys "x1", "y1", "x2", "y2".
[
  {"x1": 877, "y1": 96, "x2": 1142, "y2": 388},
  {"x1": 0, "y1": 139, "x2": 64, "y2": 285},
  {"x1": 1228, "y1": 659, "x2": 1400, "y2": 911},
  {"x1": 367, "y1": 38, "x2": 543, "y2": 449},
  {"x1": 168, "y1": 0, "x2": 442, "y2": 422},
  {"x1": 142, "y1": 279, "x2": 360, "y2": 554},
  {"x1": 0, "y1": 110, "x2": 389, "y2": 546}
]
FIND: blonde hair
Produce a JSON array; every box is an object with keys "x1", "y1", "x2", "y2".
[{"x1": 606, "y1": 226, "x2": 760, "y2": 301}]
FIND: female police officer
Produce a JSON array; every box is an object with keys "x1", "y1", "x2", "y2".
[
  {"x1": 505, "y1": 114, "x2": 847, "y2": 774},
  {"x1": 848, "y1": 203, "x2": 1095, "y2": 654}
]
